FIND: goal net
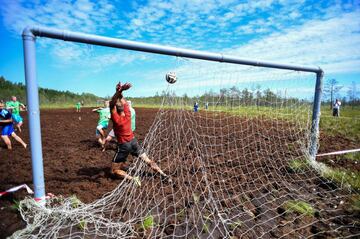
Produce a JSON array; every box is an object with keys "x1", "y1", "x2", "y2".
[{"x1": 12, "y1": 59, "x2": 358, "y2": 238}]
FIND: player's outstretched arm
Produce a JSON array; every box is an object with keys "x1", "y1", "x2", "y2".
[{"x1": 110, "y1": 82, "x2": 132, "y2": 110}]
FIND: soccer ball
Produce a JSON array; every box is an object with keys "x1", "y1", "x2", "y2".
[{"x1": 165, "y1": 72, "x2": 177, "y2": 84}]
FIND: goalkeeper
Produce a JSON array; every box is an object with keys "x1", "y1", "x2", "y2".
[
  {"x1": 109, "y1": 82, "x2": 170, "y2": 186},
  {"x1": 102, "y1": 100, "x2": 135, "y2": 151}
]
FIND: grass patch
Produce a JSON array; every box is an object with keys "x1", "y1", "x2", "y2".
[
  {"x1": 319, "y1": 108, "x2": 360, "y2": 142},
  {"x1": 350, "y1": 195, "x2": 360, "y2": 212},
  {"x1": 342, "y1": 152, "x2": 360, "y2": 162},
  {"x1": 142, "y1": 215, "x2": 154, "y2": 230},
  {"x1": 192, "y1": 193, "x2": 200, "y2": 204},
  {"x1": 288, "y1": 158, "x2": 310, "y2": 172},
  {"x1": 321, "y1": 167, "x2": 360, "y2": 191},
  {"x1": 10, "y1": 200, "x2": 21, "y2": 211},
  {"x1": 202, "y1": 222, "x2": 210, "y2": 233},
  {"x1": 78, "y1": 219, "x2": 87, "y2": 230},
  {"x1": 229, "y1": 220, "x2": 242, "y2": 230},
  {"x1": 70, "y1": 195, "x2": 82, "y2": 208},
  {"x1": 284, "y1": 200, "x2": 315, "y2": 216}
]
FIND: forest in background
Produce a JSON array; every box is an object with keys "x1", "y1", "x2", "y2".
[
  {"x1": 0, "y1": 76, "x2": 100, "y2": 107},
  {"x1": 1, "y1": 76, "x2": 358, "y2": 109}
]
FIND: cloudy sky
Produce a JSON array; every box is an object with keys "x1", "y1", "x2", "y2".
[{"x1": 0, "y1": 0, "x2": 359, "y2": 98}]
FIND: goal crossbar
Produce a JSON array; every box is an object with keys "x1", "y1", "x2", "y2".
[{"x1": 22, "y1": 26, "x2": 324, "y2": 201}]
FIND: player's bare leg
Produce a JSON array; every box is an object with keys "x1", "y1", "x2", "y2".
[
  {"x1": 1, "y1": 136, "x2": 12, "y2": 150},
  {"x1": 96, "y1": 127, "x2": 106, "y2": 150},
  {"x1": 102, "y1": 136, "x2": 111, "y2": 152},
  {"x1": 11, "y1": 132, "x2": 27, "y2": 148},
  {"x1": 102, "y1": 137, "x2": 109, "y2": 151},
  {"x1": 16, "y1": 122, "x2": 23, "y2": 132},
  {"x1": 139, "y1": 153, "x2": 171, "y2": 182},
  {"x1": 111, "y1": 162, "x2": 141, "y2": 186}
]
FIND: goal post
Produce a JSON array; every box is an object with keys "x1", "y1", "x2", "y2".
[{"x1": 22, "y1": 26, "x2": 324, "y2": 202}]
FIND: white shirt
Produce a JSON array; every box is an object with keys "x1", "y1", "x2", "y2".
[{"x1": 334, "y1": 101, "x2": 341, "y2": 109}]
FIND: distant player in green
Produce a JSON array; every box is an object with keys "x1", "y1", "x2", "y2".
[
  {"x1": 92, "y1": 101, "x2": 110, "y2": 148},
  {"x1": 102, "y1": 100, "x2": 135, "y2": 151},
  {"x1": 6, "y1": 96, "x2": 26, "y2": 132},
  {"x1": 75, "y1": 102, "x2": 82, "y2": 112}
]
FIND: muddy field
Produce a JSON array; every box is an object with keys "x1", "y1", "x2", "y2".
[{"x1": 0, "y1": 108, "x2": 359, "y2": 238}]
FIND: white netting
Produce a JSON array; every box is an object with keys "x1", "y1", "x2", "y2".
[{"x1": 11, "y1": 59, "x2": 359, "y2": 238}]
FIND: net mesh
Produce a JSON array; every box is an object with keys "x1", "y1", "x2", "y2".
[{"x1": 12, "y1": 60, "x2": 358, "y2": 238}]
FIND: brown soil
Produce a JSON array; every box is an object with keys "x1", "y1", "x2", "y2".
[
  {"x1": 0, "y1": 108, "x2": 359, "y2": 238},
  {"x1": 317, "y1": 133, "x2": 360, "y2": 171}
]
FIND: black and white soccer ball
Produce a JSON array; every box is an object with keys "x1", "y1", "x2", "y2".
[{"x1": 165, "y1": 72, "x2": 177, "y2": 84}]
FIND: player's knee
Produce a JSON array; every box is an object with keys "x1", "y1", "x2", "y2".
[{"x1": 111, "y1": 162, "x2": 127, "y2": 173}]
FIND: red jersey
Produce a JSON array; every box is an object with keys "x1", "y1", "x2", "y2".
[{"x1": 111, "y1": 102, "x2": 134, "y2": 144}]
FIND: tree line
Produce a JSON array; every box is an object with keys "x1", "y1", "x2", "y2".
[
  {"x1": 0, "y1": 76, "x2": 100, "y2": 106},
  {"x1": 128, "y1": 85, "x2": 306, "y2": 108},
  {"x1": 2, "y1": 75, "x2": 357, "y2": 109},
  {"x1": 128, "y1": 80, "x2": 359, "y2": 109}
]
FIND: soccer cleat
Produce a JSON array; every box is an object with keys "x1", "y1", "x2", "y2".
[
  {"x1": 133, "y1": 176, "x2": 141, "y2": 187},
  {"x1": 161, "y1": 174, "x2": 173, "y2": 184}
]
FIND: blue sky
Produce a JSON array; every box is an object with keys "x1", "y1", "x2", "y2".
[{"x1": 0, "y1": 0, "x2": 359, "y2": 99}]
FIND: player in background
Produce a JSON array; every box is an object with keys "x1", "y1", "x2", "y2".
[
  {"x1": 194, "y1": 102, "x2": 199, "y2": 112},
  {"x1": 0, "y1": 100, "x2": 27, "y2": 150},
  {"x1": 109, "y1": 82, "x2": 170, "y2": 185},
  {"x1": 332, "y1": 99, "x2": 341, "y2": 117},
  {"x1": 92, "y1": 101, "x2": 110, "y2": 149},
  {"x1": 6, "y1": 96, "x2": 26, "y2": 132},
  {"x1": 128, "y1": 101, "x2": 136, "y2": 132},
  {"x1": 76, "y1": 101, "x2": 82, "y2": 112}
]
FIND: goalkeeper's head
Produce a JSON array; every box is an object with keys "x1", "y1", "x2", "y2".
[{"x1": 115, "y1": 98, "x2": 124, "y2": 113}]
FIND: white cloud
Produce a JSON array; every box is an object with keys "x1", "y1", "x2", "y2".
[
  {"x1": 0, "y1": 0, "x2": 117, "y2": 35},
  {"x1": 146, "y1": 8, "x2": 360, "y2": 95},
  {"x1": 0, "y1": 0, "x2": 120, "y2": 69},
  {"x1": 230, "y1": 10, "x2": 360, "y2": 74},
  {"x1": 1, "y1": 0, "x2": 359, "y2": 90}
]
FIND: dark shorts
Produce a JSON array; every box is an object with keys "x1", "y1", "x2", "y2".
[
  {"x1": 1, "y1": 124, "x2": 14, "y2": 136},
  {"x1": 112, "y1": 138, "x2": 142, "y2": 163},
  {"x1": 333, "y1": 108, "x2": 339, "y2": 116}
]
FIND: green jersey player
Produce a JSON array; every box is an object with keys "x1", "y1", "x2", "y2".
[
  {"x1": 92, "y1": 101, "x2": 110, "y2": 148},
  {"x1": 6, "y1": 96, "x2": 26, "y2": 132}
]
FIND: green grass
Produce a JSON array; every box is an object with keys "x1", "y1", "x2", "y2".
[
  {"x1": 284, "y1": 200, "x2": 315, "y2": 216},
  {"x1": 192, "y1": 193, "x2": 200, "y2": 204},
  {"x1": 229, "y1": 220, "x2": 242, "y2": 230},
  {"x1": 142, "y1": 215, "x2": 154, "y2": 230},
  {"x1": 321, "y1": 167, "x2": 360, "y2": 191},
  {"x1": 78, "y1": 219, "x2": 87, "y2": 230},
  {"x1": 288, "y1": 158, "x2": 310, "y2": 172},
  {"x1": 320, "y1": 107, "x2": 360, "y2": 142},
  {"x1": 10, "y1": 200, "x2": 21, "y2": 211},
  {"x1": 202, "y1": 222, "x2": 210, "y2": 233},
  {"x1": 342, "y1": 152, "x2": 360, "y2": 162},
  {"x1": 70, "y1": 195, "x2": 82, "y2": 208},
  {"x1": 350, "y1": 195, "x2": 360, "y2": 212}
]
